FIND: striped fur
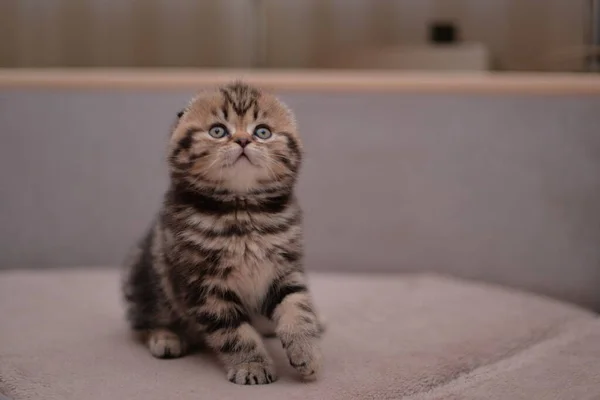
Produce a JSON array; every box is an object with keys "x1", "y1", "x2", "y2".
[{"x1": 122, "y1": 82, "x2": 323, "y2": 385}]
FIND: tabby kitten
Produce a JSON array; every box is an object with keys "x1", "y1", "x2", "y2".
[{"x1": 122, "y1": 82, "x2": 323, "y2": 385}]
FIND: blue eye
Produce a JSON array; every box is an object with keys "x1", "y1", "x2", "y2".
[
  {"x1": 253, "y1": 125, "x2": 272, "y2": 140},
  {"x1": 208, "y1": 124, "x2": 228, "y2": 138}
]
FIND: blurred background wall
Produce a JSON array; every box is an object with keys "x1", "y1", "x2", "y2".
[{"x1": 0, "y1": 0, "x2": 592, "y2": 71}]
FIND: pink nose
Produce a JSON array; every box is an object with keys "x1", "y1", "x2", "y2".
[{"x1": 234, "y1": 137, "x2": 249, "y2": 148}]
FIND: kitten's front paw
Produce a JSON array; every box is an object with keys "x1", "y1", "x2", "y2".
[
  {"x1": 285, "y1": 338, "x2": 322, "y2": 380},
  {"x1": 147, "y1": 329, "x2": 188, "y2": 359},
  {"x1": 227, "y1": 362, "x2": 277, "y2": 385}
]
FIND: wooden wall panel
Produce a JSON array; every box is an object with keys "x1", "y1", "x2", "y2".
[{"x1": 0, "y1": 0, "x2": 587, "y2": 71}]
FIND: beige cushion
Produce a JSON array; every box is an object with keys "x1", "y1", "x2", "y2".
[{"x1": 1, "y1": 269, "x2": 599, "y2": 400}]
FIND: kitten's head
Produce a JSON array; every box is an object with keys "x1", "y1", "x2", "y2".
[{"x1": 169, "y1": 81, "x2": 302, "y2": 193}]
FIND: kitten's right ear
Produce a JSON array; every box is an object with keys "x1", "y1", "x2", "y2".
[{"x1": 170, "y1": 109, "x2": 185, "y2": 136}]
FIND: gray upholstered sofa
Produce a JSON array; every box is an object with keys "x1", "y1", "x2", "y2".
[{"x1": 1, "y1": 72, "x2": 600, "y2": 399}]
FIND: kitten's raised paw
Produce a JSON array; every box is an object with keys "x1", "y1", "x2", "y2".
[
  {"x1": 227, "y1": 362, "x2": 277, "y2": 385},
  {"x1": 285, "y1": 338, "x2": 322, "y2": 380},
  {"x1": 147, "y1": 329, "x2": 188, "y2": 359}
]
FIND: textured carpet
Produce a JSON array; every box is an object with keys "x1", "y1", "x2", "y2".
[{"x1": 1, "y1": 269, "x2": 599, "y2": 399}]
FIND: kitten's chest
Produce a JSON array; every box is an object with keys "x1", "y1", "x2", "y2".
[{"x1": 221, "y1": 234, "x2": 278, "y2": 310}]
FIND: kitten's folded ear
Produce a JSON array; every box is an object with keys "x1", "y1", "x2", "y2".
[{"x1": 170, "y1": 109, "x2": 185, "y2": 136}]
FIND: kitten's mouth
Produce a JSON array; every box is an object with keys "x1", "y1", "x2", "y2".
[{"x1": 235, "y1": 152, "x2": 255, "y2": 166}]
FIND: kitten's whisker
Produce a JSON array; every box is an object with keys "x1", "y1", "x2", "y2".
[
  {"x1": 215, "y1": 160, "x2": 226, "y2": 193},
  {"x1": 258, "y1": 152, "x2": 279, "y2": 183},
  {"x1": 197, "y1": 150, "x2": 228, "y2": 190},
  {"x1": 203, "y1": 156, "x2": 222, "y2": 173},
  {"x1": 262, "y1": 156, "x2": 278, "y2": 182}
]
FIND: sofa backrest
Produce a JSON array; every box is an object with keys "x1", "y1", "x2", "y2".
[{"x1": 1, "y1": 83, "x2": 600, "y2": 309}]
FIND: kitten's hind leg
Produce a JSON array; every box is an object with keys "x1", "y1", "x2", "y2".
[{"x1": 147, "y1": 328, "x2": 189, "y2": 359}]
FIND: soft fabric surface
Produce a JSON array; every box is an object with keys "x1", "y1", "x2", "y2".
[{"x1": 1, "y1": 269, "x2": 599, "y2": 400}]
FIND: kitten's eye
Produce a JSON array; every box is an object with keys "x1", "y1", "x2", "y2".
[
  {"x1": 253, "y1": 124, "x2": 272, "y2": 140},
  {"x1": 208, "y1": 124, "x2": 229, "y2": 139}
]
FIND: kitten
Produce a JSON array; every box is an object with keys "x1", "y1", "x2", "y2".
[{"x1": 122, "y1": 82, "x2": 323, "y2": 385}]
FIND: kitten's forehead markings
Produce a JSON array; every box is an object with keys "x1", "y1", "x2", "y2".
[
  {"x1": 221, "y1": 100, "x2": 229, "y2": 121},
  {"x1": 220, "y1": 83, "x2": 260, "y2": 118},
  {"x1": 179, "y1": 83, "x2": 266, "y2": 128}
]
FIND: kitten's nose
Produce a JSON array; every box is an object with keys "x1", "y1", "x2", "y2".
[{"x1": 234, "y1": 137, "x2": 250, "y2": 148}]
